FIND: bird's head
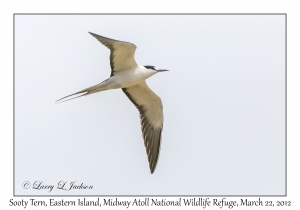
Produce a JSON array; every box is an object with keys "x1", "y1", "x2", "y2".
[{"x1": 144, "y1": 65, "x2": 169, "y2": 73}]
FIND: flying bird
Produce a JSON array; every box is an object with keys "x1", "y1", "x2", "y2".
[{"x1": 56, "y1": 32, "x2": 169, "y2": 174}]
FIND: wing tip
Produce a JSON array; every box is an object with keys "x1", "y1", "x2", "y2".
[
  {"x1": 150, "y1": 161, "x2": 158, "y2": 174},
  {"x1": 88, "y1": 31, "x2": 97, "y2": 37},
  {"x1": 150, "y1": 168, "x2": 155, "y2": 174}
]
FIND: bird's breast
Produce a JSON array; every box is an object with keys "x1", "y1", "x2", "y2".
[{"x1": 113, "y1": 68, "x2": 155, "y2": 88}]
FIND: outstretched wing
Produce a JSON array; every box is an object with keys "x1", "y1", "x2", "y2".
[
  {"x1": 89, "y1": 32, "x2": 138, "y2": 76},
  {"x1": 122, "y1": 81, "x2": 164, "y2": 174}
]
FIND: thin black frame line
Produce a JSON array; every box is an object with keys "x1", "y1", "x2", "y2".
[
  {"x1": 285, "y1": 14, "x2": 287, "y2": 196},
  {"x1": 13, "y1": 13, "x2": 16, "y2": 197},
  {"x1": 14, "y1": 13, "x2": 287, "y2": 15},
  {"x1": 15, "y1": 195, "x2": 286, "y2": 197},
  {"x1": 13, "y1": 13, "x2": 287, "y2": 197}
]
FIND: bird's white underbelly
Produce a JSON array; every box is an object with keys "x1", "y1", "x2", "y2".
[{"x1": 111, "y1": 68, "x2": 155, "y2": 88}]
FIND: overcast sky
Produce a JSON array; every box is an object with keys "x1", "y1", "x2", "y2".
[{"x1": 15, "y1": 14, "x2": 285, "y2": 196}]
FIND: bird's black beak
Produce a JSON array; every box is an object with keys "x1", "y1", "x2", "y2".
[{"x1": 157, "y1": 69, "x2": 169, "y2": 72}]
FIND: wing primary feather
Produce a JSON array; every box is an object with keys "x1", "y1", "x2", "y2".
[
  {"x1": 122, "y1": 82, "x2": 164, "y2": 174},
  {"x1": 89, "y1": 32, "x2": 137, "y2": 77}
]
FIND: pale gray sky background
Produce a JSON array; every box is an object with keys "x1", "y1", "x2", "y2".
[{"x1": 15, "y1": 15, "x2": 285, "y2": 195}]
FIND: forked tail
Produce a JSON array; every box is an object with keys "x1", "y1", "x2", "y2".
[{"x1": 56, "y1": 79, "x2": 110, "y2": 103}]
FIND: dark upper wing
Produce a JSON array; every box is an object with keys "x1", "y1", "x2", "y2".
[
  {"x1": 122, "y1": 81, "x2": 164, "y2": 174},
  {"x1": 89, "y1": 32, "x2": 138, "y2": 76}
]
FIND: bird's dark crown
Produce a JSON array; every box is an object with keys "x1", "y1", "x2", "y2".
[{"x1": 144, "y1": 65, "x2": 158, "y2": 70}]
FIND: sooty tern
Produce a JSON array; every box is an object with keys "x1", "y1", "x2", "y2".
[{"x1": 56, "y1": 32, "x2": 169, "y2": 174}]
